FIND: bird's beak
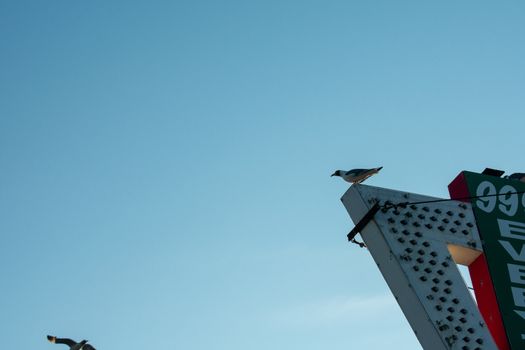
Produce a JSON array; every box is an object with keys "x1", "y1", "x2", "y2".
[{"x1": 330, "y1": 173, "x2": 336, "y2": 177}]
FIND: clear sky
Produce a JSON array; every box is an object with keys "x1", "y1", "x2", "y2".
[{"x1": 1, "y1": 1, "x2": 525, "y2": 349}]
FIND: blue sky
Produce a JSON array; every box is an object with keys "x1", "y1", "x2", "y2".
[{"x1": 1, "y1": 1, "x2": 525, "y2": 349}]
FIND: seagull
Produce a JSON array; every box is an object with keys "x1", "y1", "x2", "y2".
[
  {"x1": 47, "y1": 335, "x2": 96, "y2": 350},
  {"x1": 331, "y1": 167, "x2": 383, "y2": 184}
]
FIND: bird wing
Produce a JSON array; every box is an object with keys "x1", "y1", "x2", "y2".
[
  {"x1": 47, "y1": 336, "x2": 77, "y2": 347},
  {"x1": 84, "y1": 344, "x2": 96, "y2": 350},
  {"x1": 345, "y1": 169, "x2": 368, "y2": 176}
]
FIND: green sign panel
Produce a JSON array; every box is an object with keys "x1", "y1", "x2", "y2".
[{"x1": 463, "y1": 171, "x2": 525, "y2": 349}]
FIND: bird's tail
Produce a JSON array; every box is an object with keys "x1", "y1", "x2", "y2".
[{"x1": 376, "y1": 166, "x2": 383, "y2": 172}]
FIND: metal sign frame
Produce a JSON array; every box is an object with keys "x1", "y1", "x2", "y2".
[{"x1": 342, "y1": 184, "x2": 497, "y2": 350}]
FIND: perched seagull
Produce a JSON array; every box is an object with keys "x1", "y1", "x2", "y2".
[
  {"x1": 331, "y1": 167, "x2": 383, "y2": 184},
  {"x1": 47, "y1": 335, "x2": 96, "y2": 350}
]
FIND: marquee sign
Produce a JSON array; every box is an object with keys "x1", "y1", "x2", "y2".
[
  {"x1": 342, "y1": 184, "x2": 496, "y2": 350},
  {"x1": 449, "y1": 171, "x2": 525, "y2": 350},
  {"x1": 342, "y1": 171, "x2": 525, "y2": 349}
]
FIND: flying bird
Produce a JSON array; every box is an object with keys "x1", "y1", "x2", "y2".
[
  {"x1": 331, "y1": 167, "x2": 383, "y2": 184},
  {"x1": 47, "y1": 335, "x2": 96, "y2": 350}
]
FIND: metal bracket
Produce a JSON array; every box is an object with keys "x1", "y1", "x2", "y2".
[{"x1": 347, "y1": 202, "x2": 380, "y2": 241}]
